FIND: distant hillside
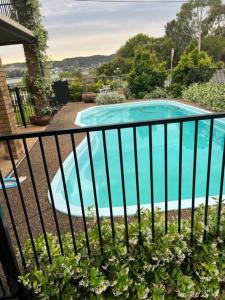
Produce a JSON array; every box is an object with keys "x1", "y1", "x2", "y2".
[
  {"x1": 4, "y1": 54, "x2": 115, "y2": 77},
  {"x1": 52, "y1": 54, "x2": 115, "y2": 70}
]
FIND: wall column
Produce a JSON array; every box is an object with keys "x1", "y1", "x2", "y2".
[
  {"x1": 23, "y1": 43, "x2": 46, "y2": 113},
  {"x1": 0, "y1": 58, "x2": 23, "y2": 159}
]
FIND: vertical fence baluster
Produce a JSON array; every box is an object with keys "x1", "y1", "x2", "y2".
[
  {"x1": 217, "y1": 137, "x2": 225, "y2": 235},
  {"x1": 0, "y1": 277, "x2": 6, "y2": 297},
  {"x1": 87, "y1": 132, "x2": 103, "y2": 254},
  {"x1": 191, "y1": 120, "x2": 199, "y2": 243},
  {"x1": 39, "y1": 137, "x2": 64, "y2": 254},
  {"x1": 118, "y1": 128, "x2": 129, "y2": 251},
  {"x1": 102, "y1": 130, "x2": 115, "y2": 244},
  {"x1": 6, "y1": 140, "x2": 39, "y2": 267},
  {"x1": 55, "y1": 135, "x2": 77, "y2": 255},
  {"x1": 70, "y1": 133, "x2": 90, "y2": 255},
  {"x1": 0, "y1": 170, "x2": 26, "y2": 269},
  {"x1": 15, "y1": 87, "x2": 26, "y2": 128},
  {"x1": 204, "y1": 119, "x2": 214, "y2": 241},
  {"x1": 164, "y1": 124, "x2": 168, "y2": 234},
  {"x1": 22, "y1": 138, "x2": 52, "y2": 263},
  {"x1": 149, "y1": 125, "x2": 155, "y2": 242},
  {"x1": 178, "y1": 122, "x2": 183, "y2": 234},
  {"x1": 133, "y1": 127, "x2": 141, "y2": 242}
]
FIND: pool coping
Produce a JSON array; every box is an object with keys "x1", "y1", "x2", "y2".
[{"x1": 49, "y1": 99, "x2": 224, "y2": 217}]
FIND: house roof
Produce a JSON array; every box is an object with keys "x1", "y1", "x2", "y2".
[{"x1": 0, "y1": 12, "x2": 36, "y2": 46}]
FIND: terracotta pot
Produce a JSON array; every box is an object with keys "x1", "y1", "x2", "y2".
[
  {"x1": 82, "y1": 92, "x2": 96, "y2": 103},
  {"x1": 30, "y1": 115, "x2": 51, "y2": 126}
]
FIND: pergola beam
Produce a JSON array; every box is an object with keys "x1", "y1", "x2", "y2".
[{"x1": 0, "y1": 12, "x2": 36, "y2": 46}]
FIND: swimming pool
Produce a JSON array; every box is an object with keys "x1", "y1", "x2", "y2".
[{"x1": 50, "y1": 100, "x2": 225, "y2": 216}]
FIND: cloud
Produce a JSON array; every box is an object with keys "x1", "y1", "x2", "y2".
[{"x1": 0, "y1": 0, "x2": 182, "y2": 63}]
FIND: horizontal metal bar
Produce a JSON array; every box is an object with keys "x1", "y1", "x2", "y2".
[{"x1": 0, "y1": 112, "x2": 225, "y2": 141}]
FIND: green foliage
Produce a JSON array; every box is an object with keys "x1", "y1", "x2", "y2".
[
  {"x1": 143, "y1": 87, "x2": 171, "y2": 99},
  {"x1": 128, "y1": 49, "x2": 166, "y2": 98},
  {"x1": 59, "y1": 70, "x2": 82, "y2": 81},
  {"x1": 95, "y1": 92, "x2": 125, "y2": 104},
  {"x1": 117, "y1": 33, "x2": 151, "y2": 59},
  {"x1": 97, "y1": 34, "x2": 175, "y2": 76},
  {"x1": 19, "y1": 204, "x2": 225, "y2": 299},
  {"x1": 91, "y1": 80, "x2": 103, "y2": 93},
  {"x1": 182, "y1": 82, "x2": 225, "y2": 111},
  {"x1": 97, "y1": 56, "x2": 132, "y2": 77},
  {"x1": 202, "y1": 36, "x2": 225, "y2": 63},
  {"x1": 69, "y1": 83, "x2": 83, "y2": 101},
  {"x1": 14, "y1": 0, "x2": 51, "y2": 97},
  {"x1": 172, "y1": 47, "x2": 214, "y2": 87},
  {"x1": 168, "y1": 83, "x2": 186, "y2": 98},
  {"x1": 40, "y1": 106, "x2": 58, "y2": 116},
  {"x1": 165, "y1": 0, "x2": 225, "y2": 59},
  {"x1": 27, "y1": 74, "x2": 53, "y2": 98}
]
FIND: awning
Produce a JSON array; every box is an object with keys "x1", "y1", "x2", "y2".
[{"x1": 0, "y1": 12, "x2": 36, "y2": 46}]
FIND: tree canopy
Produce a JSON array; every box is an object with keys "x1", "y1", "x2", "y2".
[
  {"x1": 128, "y1": 48, "x2": 166, "y2": 98},
  {"x1": 165, "y1": 0, "x2": 225, "y2": 55}
]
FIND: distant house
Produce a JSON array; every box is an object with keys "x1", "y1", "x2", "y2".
[{"x1": 210, "y1": 69, "x2": 225, "y2": 83}]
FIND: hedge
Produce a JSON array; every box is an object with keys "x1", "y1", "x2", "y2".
[
  {"x1": 19, "y1": 204, "x2": 225, "y2": 299},
  {"x1": 182, "y1": 83, "x2": 225, "y2": 111}
]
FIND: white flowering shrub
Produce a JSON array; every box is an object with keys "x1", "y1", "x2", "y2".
[
  {"x1": 19, "y1": 204, "x2": 225, "y2": 299},
  {"x1": 182, "y1": 83, "x2": 225, "y2": 111},
  {"x1": 144, "y1": 87, "x2": 171, "y2": 99},
  {"x1": 96, "y1": 92, "x2": 126, "y2": 105}
]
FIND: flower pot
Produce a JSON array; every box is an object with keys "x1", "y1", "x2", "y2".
[
  {"x1": 30, "y1": 115, "x2": 51, "y2": 126},
  {"x1": 82, "y1": 92, "x2": 96, "y2": 103}
]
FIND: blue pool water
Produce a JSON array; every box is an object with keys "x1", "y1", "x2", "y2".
[{"x1": 50, "y1": 100, "x2": 225, "y2": 216}]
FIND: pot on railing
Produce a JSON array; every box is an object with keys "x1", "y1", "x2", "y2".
[{"x1": 82, "y1": 92, "x2": 96, "y2": 103}]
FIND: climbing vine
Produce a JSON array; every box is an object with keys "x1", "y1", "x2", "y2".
[{"x1": 13, "y1": 0, "x2": 52, "y2": 97}]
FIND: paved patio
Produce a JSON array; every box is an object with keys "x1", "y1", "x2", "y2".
[{"x1": 0, "y1": 102, "x2": 95, "y2": 249}]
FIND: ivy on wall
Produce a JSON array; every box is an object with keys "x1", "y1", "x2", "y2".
[{"x1": 13, "y1": 0, "x2": 52, "y2": 98}]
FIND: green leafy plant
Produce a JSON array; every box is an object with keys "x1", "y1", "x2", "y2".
[
  {"x1": 95, "y1": 92, "x2": 126, "y2": 105},
  {"x1": 144, "y1": 87, "x2": 171, "y2": 99},
  {"x1": 128, "y1": 48, "x2": 166, "y2": 98},
  {"x1": 182, "y1": 82, "x2": 225, "y2": 111},
  {"x1": 40, "y1": 106, "x2": 58, "y2": 116},
  {"x1": 69, "y1": 83, "x2": 83, "y2": 101},
  {"x1": 91, "y1": 80, "x2": 103, "y2": 93},
  {"x1": 172, "y1": 47, "x2": 214, "y2": 88},
  {"x1": 19, "y1": 204, "x2": 225, "y2": 299},
  {"x1": 14, "y1": 0, "x2": 51, "y2": 98}
]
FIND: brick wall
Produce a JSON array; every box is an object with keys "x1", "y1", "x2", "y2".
[{"x1": 0, "y1": 58, "x2": 23, "y2": 159}]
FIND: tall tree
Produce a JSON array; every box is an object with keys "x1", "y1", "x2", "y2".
[{"x1": 165, "y1": 0, "x2": 225, "y2": 55}]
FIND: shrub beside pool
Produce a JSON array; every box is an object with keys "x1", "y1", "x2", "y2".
[
  {"x1": 20, "y1": 204, "x2": 225, "y2": 299},
  {"x1": 182, "y1": 83, "x2": 225, "y2": 112}
]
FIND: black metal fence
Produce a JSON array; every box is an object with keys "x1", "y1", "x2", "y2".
[
  {"x1": 8, "y1": 86, "x2": 36, "y2": 127},
  {"x1": 0, "y1": 1, "x2": 18, "y2": 21},
  {"x1": 0, "y1": 111, "x2": 225, "y2": 298}
]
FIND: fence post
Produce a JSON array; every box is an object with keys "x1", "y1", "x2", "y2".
[
  {"x1": 0, "y1": 215, "x2": 30, "y2": 299},
  {"x1": 15, "y1": 87, "x2": 27, "y2": 128}
]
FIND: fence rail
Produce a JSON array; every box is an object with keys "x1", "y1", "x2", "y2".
[
  {"x1": 0, "y1": 111, "x2": 225, "y2": 298},
  {"x1": 8, "y1": 86, "x2": 36, "y2": 127}
]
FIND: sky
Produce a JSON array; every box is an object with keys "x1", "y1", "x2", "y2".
[{"x1": 0, "y1": 0, "x2": 183, "y2": 64}]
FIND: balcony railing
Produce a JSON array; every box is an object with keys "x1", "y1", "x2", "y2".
[
  {"x1": 0, "y1": 1, "x2": 18, "y2": 22},
  {"x1": 0, "y1": 111, "x2": 225, "y2": 298}
]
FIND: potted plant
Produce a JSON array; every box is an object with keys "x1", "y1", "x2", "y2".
[
  {"x1": 82, "y1": 82, "x2": 97, "y2": 103},
  {"x1": 30, "y1": 106, "x2": 57, "y2": 126}
]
